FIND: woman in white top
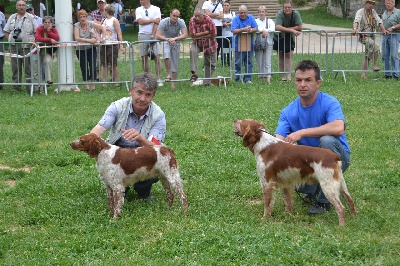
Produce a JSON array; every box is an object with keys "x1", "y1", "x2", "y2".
[
  {"x1": 221, "y1": 1, "x2": 234, "y2": 66},
  {"x1": 255, "y1": 6, "x2": 275, "y2": 84},
  {"x1": 74, "y1": 9, "x2": 106, "y2": 91},
  {"x1": 100, "y1": 4, "x2": 125, "y2": 87}
]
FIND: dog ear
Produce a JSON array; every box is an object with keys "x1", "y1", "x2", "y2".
[
  {"x1": 88, "y1": 137, "x2": 102, "y2": 158},
  {"x1": 243, "y1": 124, "x2": 261, "y2": 152}
]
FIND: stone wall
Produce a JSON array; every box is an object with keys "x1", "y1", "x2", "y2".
[{"x1": 327, "y1": 0, "x2": 385, "y2": 19}]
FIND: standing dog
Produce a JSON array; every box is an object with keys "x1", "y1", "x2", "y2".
[
  {"x1": 70, "y1": 133, "x2": 188, "y2": 219},
  {"x1": 233, "y1": 119, "x2": 357, "y2": 226}
]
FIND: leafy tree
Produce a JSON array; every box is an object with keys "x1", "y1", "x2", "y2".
[{"x1": 163, "y1": 0, "x2": 198, "y2": 23}]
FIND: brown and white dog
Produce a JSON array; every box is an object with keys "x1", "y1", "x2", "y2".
[
  {"x1": 233, "y1": 119, "x2": 357, "y2": 226},
  {"x1": 70, "y1": 133, "x2": 188, "y2": 219},
  {"x1": 191, "y1": 76, "x2": 230, "y2": 86}
]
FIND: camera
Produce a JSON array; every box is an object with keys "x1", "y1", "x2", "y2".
[{"x1": 13, "y1": 28, "x2": 22, "y2": 40}]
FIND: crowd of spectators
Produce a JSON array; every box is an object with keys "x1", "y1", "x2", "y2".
[{"x1": 1, "y1": 0, "x2": 400, "y2": 93}]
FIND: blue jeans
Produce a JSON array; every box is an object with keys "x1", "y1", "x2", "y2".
[
  {"x1": 296, "y1": 135, "x2": 351, "y2": 204},
  {"x1": 381, "y1": 34, "x2": 399, "y2": 78},
  {"x1": 234, "y1": 51, "x2": 253, "y2": 82}
]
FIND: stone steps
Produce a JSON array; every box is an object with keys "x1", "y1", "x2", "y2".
[{"x1": 228, "y1": 0, "x2": 281, "y2": 19}]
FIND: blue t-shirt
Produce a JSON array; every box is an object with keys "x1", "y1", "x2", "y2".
[
  {"x1": 231, "y1": 14, "x2": 258, "y2": 51},
  {"x1": 275, "y1": 91, "x2": 350, "y2": 153}
]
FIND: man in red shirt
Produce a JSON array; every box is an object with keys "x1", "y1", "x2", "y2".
[{"x1": 189, "y1": 8, "x2": 217, "y2": 86}]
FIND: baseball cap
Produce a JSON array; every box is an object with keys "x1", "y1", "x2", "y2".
[
  {"x1": 27, "y1": 4, "x2": 33, "y2": 10},
  {"x1": 97, "y1": 0, "x2": 106, "y2": 3},
  {"x1": 365, "y1": 0, "x2": 375, "y2": 4}
]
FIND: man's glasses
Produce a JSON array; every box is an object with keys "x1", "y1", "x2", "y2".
[{"x1": 145, "y1": 10, "x2": 148, "y2": 16}]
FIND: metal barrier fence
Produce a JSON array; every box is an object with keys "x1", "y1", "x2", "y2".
[
  {"x1": 0, "y1": 41, "x2": 131, "y2": 96},
  {"x1": 332, "y1": 32, "x2": 399, "y2": 82},
  {"x1": 129, "y1": 36, "x2": 233, "y2": 88},
  {"x1": 6, "y1": 29, "x2": 396, "y2": 95},
  {"x1": 231, "y1": 30, "x2": 329, "y2": 82}
]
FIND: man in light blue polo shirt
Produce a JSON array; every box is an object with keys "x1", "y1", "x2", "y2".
[
  {"x1": 156, "y1": 8, "x2": 188, "y2": 89},
  {"x1": 275, "y1": 60, "x2": 351, "y2": 215},
  {"x1": 91, "y1": 72, "x2": 166, "y2": 201}
]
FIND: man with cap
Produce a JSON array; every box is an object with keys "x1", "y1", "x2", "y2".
[
  {"x1": 27, "y1": 4, "x2": 42, "y2": 26},
  {"x1": 352, "y1": 0, "x2": 386, "y2": 79}
]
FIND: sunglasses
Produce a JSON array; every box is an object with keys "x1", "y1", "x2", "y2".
[{"x1": 145, "y1": 10, "x2": 148, "y2": 16}]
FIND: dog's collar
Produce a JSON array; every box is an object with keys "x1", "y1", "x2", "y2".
[{"x1": 257, "y1": 128, "x2": 273, "y2": 136}]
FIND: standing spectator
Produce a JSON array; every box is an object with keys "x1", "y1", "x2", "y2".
[
  {"x1": 100, "y1": 4, "x2": 125, "y2": 87},
  {"x1": 381, "y1": 0, "x2": 400, "y2": 80},
  {"x1": 34, "y1": 16, "x2": 59, "y2": 86},
  {"x1": 4, "y1": 0, "x2": 38, "y2": 92},
  {"x1": 90, "y1": 72, "x2": 166, "y2": 202},
  {"x1": 0, "y1": 11, "x2": 6, "y2": 90},
  {"x1": 202, "y1": 0, "x2": 223, "y2": 63},
  {"x1": 74, "y1": 9, "x2": 106, "y2": 91},
  {"x1": 156, "y1": 8, "x2": 188, "y2": 89},
  {"x1": 274, "y1": 0, "x2": 303, "y2": 82},
  {"x1": 221, "y1": 1, "x2": 234, "y2": 67},
  {"x1": 76, "y1": 0, "x2": 84, "y2": 11},
  {"x1": 40, "y1": 1, "x2": 46, "y2": 18},
  {"x1": 255, "y1": 6, "x2": 275, "y2": 84},
  {"x1": 135, "y1": 0, "x2": 163, "y2": 87},
  {"x1": 231, "y1": 5, "x2": 258, "y2": 84},
  {"x1": 27, "y1": 4, "x2": 42, "y2": 87},
  {"x1": 27, "y1": 4, "x2": 42, "y2": 26},
  {"x1": 189, "y1": 8, "x2": 217, "y2": 86},
  {"x1": 114, "y1": 0, "x2": 123, "y2": 20},
  {"x1": 275, "y1": 60, "x2": 351, "y2": 215},
  {"x1": 352, "y1": 0, "x2": 385, "y2": 79},
  {"x1": 91, "y1": 0, "x2": 107, "y2": 81}
]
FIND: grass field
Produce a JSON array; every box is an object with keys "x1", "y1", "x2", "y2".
[
  {"x1": 1, "y1": 70, "x2": 400, "y2": 264},
  {"x1": 1, "y1": 5, "x2": 400, "y2": 265}
]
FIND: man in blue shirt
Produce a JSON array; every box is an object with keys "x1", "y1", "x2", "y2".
[
  {"x1": 231, "y1": 5, "x2": 258, "y2": 83},
  {"x1": 275, "y1": 60, "x2": 351, "y2": 214}
]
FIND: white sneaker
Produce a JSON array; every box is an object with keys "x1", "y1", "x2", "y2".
[
  {"x1": 157, "y1": 80, "x2": 164, "y2": 87},
  {"x1": 245, "y1": 80, "x2": 252, "y2": 84}
]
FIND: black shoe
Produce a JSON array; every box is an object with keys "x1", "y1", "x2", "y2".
[
  {"x1": 308, "y1": 202, "x2": 331, "y2": 214},
  {"x1": 393, "y1": 76, "x2": 398, "y2": 80},
  {"x1": 385, "y1": 76, "x2": 392, "y2": 79}
]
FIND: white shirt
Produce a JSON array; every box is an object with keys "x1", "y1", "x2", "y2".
[
  {"x1": 135, "y1": 5, "x2": 161, "y2": 34},
  {"x1": 202, "y1": 0, "x2": 223, "y2": 26},
  {"x1": 255, "y1": 17, "x2": 275, "y2": 45},
  {"x1": 40, "y1": 3, "x2": 46, "y2": 18}
]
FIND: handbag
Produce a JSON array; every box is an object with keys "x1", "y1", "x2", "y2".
[{"x1": 254, "y1": 33, "x2": 267, "y2": 51}]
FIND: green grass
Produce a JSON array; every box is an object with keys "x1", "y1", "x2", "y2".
[
  {"x1": 0, "y1": 5, "x2": 399, "y2": 265},
  {"x1": 299, "y1": 4, "x2": 353, "y2": 28},
  {"x1": 1, "y1": 71, "x2": 400, "y2": 264}
]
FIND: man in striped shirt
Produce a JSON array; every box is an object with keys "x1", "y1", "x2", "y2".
[{"x1": 188, "y1": 8, "x2": 217, "y2": 86}]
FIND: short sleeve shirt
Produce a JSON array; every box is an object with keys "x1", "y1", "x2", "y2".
[
  {"x1": 274, "y1": 9, "x2": 302, "y2": 41},
  {"x1": 98, "y1": 99, "x2": 166, "y2": 148},
  {"x1": 202, "y1": 0, "x2": 223, "y2": 26},
  {"x1": 158, "y1": 17, "x2": 187, "y2": 38},
  {"x1": 136, "y1": 5, "x2": 161, "y2": 34},
  {"x1": 275, "y1": 91, "x2": 350, "y2": 153}
]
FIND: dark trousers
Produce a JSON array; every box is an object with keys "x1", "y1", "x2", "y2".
[
  {"x1": 76, "y1": 47, "x2": 97, "y2": 81},
  {"x1": 221, "y1": 36, "x2": 232, "y2": 66},
  {"x1": 296, "y1": 135, "x2": 351, "y2": 204},
  {"x1": 0, "y1": 39, "x2": 4, "y2": 86},
  {"x1": 216, "y1": 26, "x2": 222, "y2": 59}
]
